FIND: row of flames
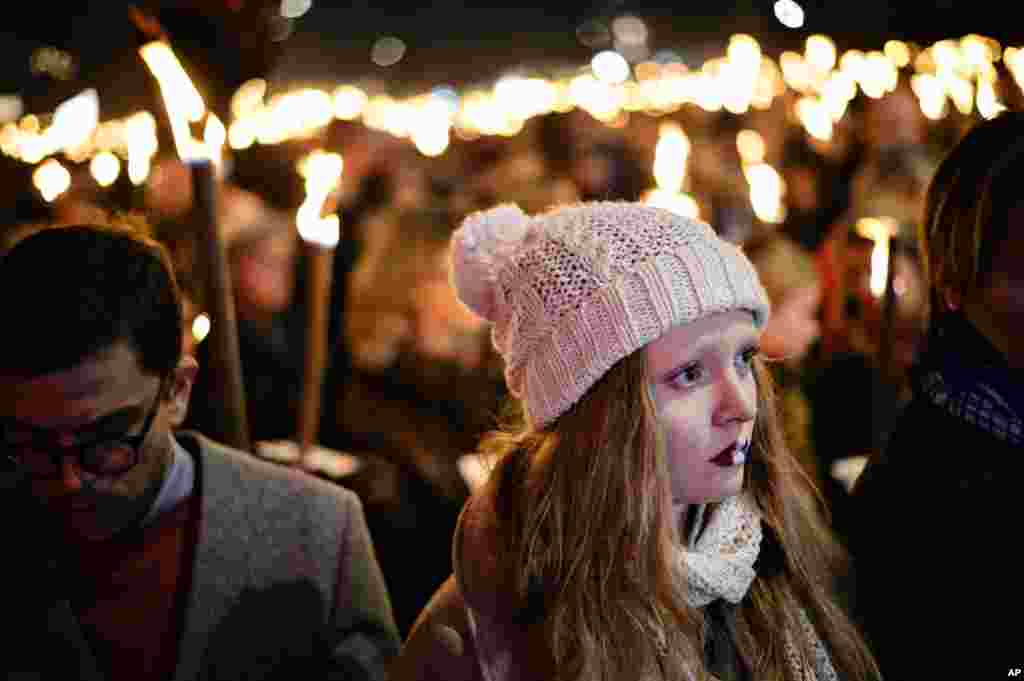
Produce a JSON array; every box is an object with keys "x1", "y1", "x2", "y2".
[
  {"x1": 641, "y1": 120, "x2": 893, "y2": 301},
  {"x1": 641, "y1": 122, "x2": 784, "y2": 227},
  {"x1": 21, "y1": 42, "x2": 343, "y2": 253},
  {"x1": 5, "y1": 33, "x2": 1008, "y2": 304},
  {"x1": 136, "y1": 41, "x2": 344, "y2": 347},
  {"x1": 3, "y1": 32, "x2": 1019, "y2": 181}
]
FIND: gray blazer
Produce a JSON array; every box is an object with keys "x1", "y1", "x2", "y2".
[{"x1": 7, "y1": 432, "x2": 400, "y2": 680}]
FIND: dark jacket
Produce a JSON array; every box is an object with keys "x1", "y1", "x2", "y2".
[
  {"x1": 848, "y1": 318, "x2": 1024, "y2": 680},
  {"x1": 5, "y1": 432, "x2": 401, "y2": 681},
  {"x1": 324, "y1": 347, "x2": 506, "y2": 637}
]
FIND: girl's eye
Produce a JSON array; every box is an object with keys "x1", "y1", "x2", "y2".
[
  {"x1": 737, "y1": 345, "x2": 760, "y2": 373},
  {"x1": 669, "y1": 363, "x2": 704, "y2": 389}
]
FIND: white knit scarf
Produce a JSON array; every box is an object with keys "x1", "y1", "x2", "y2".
[{"x1": 679, "y1": 493, "x2": 838, "y2": 681}]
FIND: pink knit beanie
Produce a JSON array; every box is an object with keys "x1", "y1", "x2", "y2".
[{"x1": 451, "y1": 201, "x2": 770, "y2": 428}]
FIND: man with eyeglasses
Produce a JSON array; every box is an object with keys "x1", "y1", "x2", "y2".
[{"x1": 0, "y1": 221, "x2": 400, "y2": 680}]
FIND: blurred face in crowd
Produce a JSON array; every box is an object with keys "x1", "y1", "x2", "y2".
[
  {"x1": 784, "y1": 166, "x2": 819, "y2": 214},
  {"x1": 1, "y1": 341, "x2": 197, "y2": 541},
  {"x1": 144, "y1": 159, "x2": 193, "y2": 218},
  {"x1": 572, "y1": 149, "x2": 614, "y2": 198},
  {"x1": 760, "y1": 283, "x2": 821, "y2": 364},
  {"x1": 410, "y1": 243, "x2": 487, "y2": 368},
  {"x1": 234, "y1": 231, "x2": 297, "y2": 317},
  {"x1": 862, "y1": 87, "x2": 927, "y2": 151},
  {"x1": 646, "y1": 311, "x2": 760, "y2": 510},
  {"x1": 392, "y1": 164, "x2": 430, "y2": 210},
  {"x1": 844, "y1": 237, "x2": 927, "y2": 371}
]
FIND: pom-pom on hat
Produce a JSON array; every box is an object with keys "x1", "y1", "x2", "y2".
[{"x1": 451, "y1": 201, "x2": 770, "y2": 428}]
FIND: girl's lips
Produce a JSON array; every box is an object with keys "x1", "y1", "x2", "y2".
[{"x1": 710, "y1": 441, "x2": 749, "y2": 467}]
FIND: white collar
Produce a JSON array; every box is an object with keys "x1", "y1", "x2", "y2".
[{"x1": 140, "y1": 434, "x2": 195, "y2": 526}]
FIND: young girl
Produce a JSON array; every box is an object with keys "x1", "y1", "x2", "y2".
[{"x1": 392, "y1": 202, "x2": 879, "y2": 681}]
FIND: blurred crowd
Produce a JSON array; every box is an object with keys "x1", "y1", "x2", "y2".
[{"x1": 0, "y1": 72, "x2": 1000, "y2": 635}]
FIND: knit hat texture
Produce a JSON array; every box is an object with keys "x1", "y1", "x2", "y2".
[{"x1": 451, "y1": 201, "x2": 770, "y2": 428}]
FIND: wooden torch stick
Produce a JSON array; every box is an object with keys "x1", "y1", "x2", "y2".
[
  {"x1": 138, "y1": 37, "x2": 251, "y2": 452},
  {"x1": 191, "y1": 158, "x2": 252, "y2": 453},
  {"x1": 298, "y1": 242, "x2": 334, "y2": 458},
  {"x1": 295, "y1": 150, "x2": 343, "y2": 468}
]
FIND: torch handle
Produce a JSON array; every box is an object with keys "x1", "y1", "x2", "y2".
[
  {"x1": 298, "y1": 243, "x2": 334, "y2": 460},
  {"x1": 191, "y1": 159, "x2": 252, "y2": 453},
  {"x1": 878, "y1": 242, "x2": 897, "y2": 378}
]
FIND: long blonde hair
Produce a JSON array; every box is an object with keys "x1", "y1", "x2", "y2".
[{"x1": 479, "y1": 351, "x2": 880, "y2": 681}]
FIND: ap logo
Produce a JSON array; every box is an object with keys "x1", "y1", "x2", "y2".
[{"x1": 1009, "y1": 669, "x2": 1022, "y2": 677}]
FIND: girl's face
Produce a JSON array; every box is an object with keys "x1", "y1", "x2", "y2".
[{"x1": 645, "y1": 310, "x2": 760, "y2": 507}]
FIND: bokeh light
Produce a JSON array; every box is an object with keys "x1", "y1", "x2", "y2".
[
  {"x1": 774, "y1": 0, "x2": 804, "y2": 29},
  {"x1": 90, "y1": 151, "x2": 120, "y2": 187},
  {"x1": 591, "y1": 51, "x2": 631, "y2": 84},
  {"x1": 372, "y1": 37, "x2": 406, "y2": 67}
]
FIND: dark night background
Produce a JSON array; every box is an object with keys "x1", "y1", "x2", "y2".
[
  {"x1": 4, "y1": 2, "x2": 1022, "y2": 122},
  {"x1": 2, "y1": 0, "x2": 1022, "y2": 645}
]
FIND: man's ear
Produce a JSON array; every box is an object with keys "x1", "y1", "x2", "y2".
[{"x1": 166, "y1": 355, "x2": 199, "y2": 428}]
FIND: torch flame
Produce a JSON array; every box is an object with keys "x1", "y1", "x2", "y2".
[
  {"x1": 50, "y1": 89, "x2": 100, "y2": 154},
  {"x1": 856, "y1": 217, "x2": 897, "y2": 297},
  {"x1": 643, "y1": 189, "x2": 700, "y2": 218},
  {"x1": 192, "y1": 313, "x2": 211, "y2": 344},
  {"x1": 796, "y1": 96, "x2": 833, "y2": 141},
  {"x1": 204, "y1": 113, "x2": 226, "y2": 151},
  {"x1": 203, "y1": 113, "x2": 227, "y2": 172},
  {"x1": 653, "y1": 121, "x2": 690, "y2": 194},
  {"x1": 736, "y1": 129, "x2": 766, "y2": 165},
  {"x1": 139, "y1": 41, "x2": 208, "y2": 160},
  {"x1": 644, "y1": 121, "x2": 698, "y2": 217},
  {"x1": 125, "y1": 111, "x2": 159, "y2": 185},
  {"x1": 296, "y1": 151, "x2": 344, "y2": 248},
  {"x1": 743, "y1": 163, "x2": 786, "y2": 224}
]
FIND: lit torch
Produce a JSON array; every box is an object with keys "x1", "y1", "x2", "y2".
[
  {"x1": 203, "y1": 113, "x2": 227, "y2": 176},
  {"x1": 295, "y1": 150, "x2": 343, "y2": 466},
  {"x1": 140, "y1": 39, "x2": 251, "y2": 453},
  {"x1": 643, "y1": 121, "x2": 700, "y2": 218},
  {"x1": 855, "y1": 217, "x2": 897, "y2": 298},
  {"x1": 125, "y1": 111, "x2": 159, "y2": 187},
  {"x1": 856, "y1": 216, "x2": 900, "y2": 378},
  {"x1": 737, "y1": 129, "x2": 786, "y2": 226}
]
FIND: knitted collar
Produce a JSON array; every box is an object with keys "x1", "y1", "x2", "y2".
[
  {"x1": 914, "y1": 314, "x2": 1024, "y2": 447},
  {"x1": 678, "y1": 493, "x2": 838, "y2": 681},
  {"x1": 682, "y1": 495, "x2": 760, "y2": 609}
]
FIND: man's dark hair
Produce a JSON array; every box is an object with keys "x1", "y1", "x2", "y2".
[
  {"x1": 920, "y1": 110, "x2": 1024, "y2": 319},
  {"x1": 0, "y1": 222, "x2": 183, "y2": 379}
]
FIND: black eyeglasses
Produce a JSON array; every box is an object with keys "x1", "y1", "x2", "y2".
[{"x1": 2, "y1": 382, "x2": 164, "y2": 480}]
